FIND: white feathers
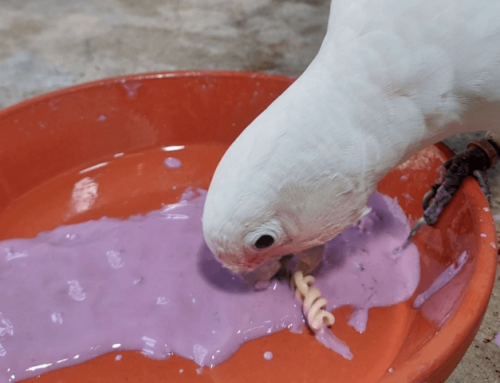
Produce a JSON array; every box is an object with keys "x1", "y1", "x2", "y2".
[{"x1": 203, "y1": 0, "x2": 500, "y2": 280}]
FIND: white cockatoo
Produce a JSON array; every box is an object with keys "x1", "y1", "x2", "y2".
[{"x1": 202, "y1": 0, "x2": 500, "y2": 287}]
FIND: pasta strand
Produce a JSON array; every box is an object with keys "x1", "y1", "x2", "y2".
[{"x1": 291, "y1": 271, "x2": 335, "y2": 331}]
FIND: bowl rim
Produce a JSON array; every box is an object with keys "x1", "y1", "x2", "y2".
[
  {"x1": 0, "y1": 70, "x2": 295, "y2": 119},
  {"x1": 0, "y1": 70, "x2": 497, "y2": 383}
]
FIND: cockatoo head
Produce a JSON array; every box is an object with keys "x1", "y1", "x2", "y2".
[{"x1": 202, "y1": 73, "x2": 376, "y2": 286}]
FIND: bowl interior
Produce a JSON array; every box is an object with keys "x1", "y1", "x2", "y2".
[{"x1": 0, "y1": 72, "x2": 496, "y2": 383}]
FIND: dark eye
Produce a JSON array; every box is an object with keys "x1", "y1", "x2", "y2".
[{"x1": 253, "y1": 235, "x2": 275, "y2": 249}]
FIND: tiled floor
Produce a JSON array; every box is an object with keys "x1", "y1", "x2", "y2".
[{"x1": 0, "y1": 1, "x2": 498, "y2": 381}]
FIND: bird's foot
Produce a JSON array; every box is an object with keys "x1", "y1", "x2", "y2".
[{"x1": 421, "y1": 139, "x2": 498, "y2": 227}]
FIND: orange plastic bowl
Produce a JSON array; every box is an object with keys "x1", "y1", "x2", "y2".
[{"x1": 0, "y1": 71, "x2": 496, "y2": 383}]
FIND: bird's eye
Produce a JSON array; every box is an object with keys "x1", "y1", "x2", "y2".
[{"x1": 253, "y1": 234, "x2": 275, "y2": 249}]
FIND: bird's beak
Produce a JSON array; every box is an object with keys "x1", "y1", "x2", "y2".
[{"x1": 237, "y1": 257, "x2": 284, "y2": 290}]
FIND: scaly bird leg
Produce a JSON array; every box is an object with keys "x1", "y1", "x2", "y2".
[{"x1": 408, "y1": 138, "x2": 499, "y2": 241}]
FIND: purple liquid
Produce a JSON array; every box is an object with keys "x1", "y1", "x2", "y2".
[
  {"x1": 413, "y1": 251, "x2": 468, "y2": 309},
  {"x1": 0, "y1": 190, "x2": 419, "y2": 381},
  {"x1": 314, "y1": 192, "x2": 421, "y2": 333},
  {"x1": 164, "y1": 157, "x2": 182, "y2": 169}
]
